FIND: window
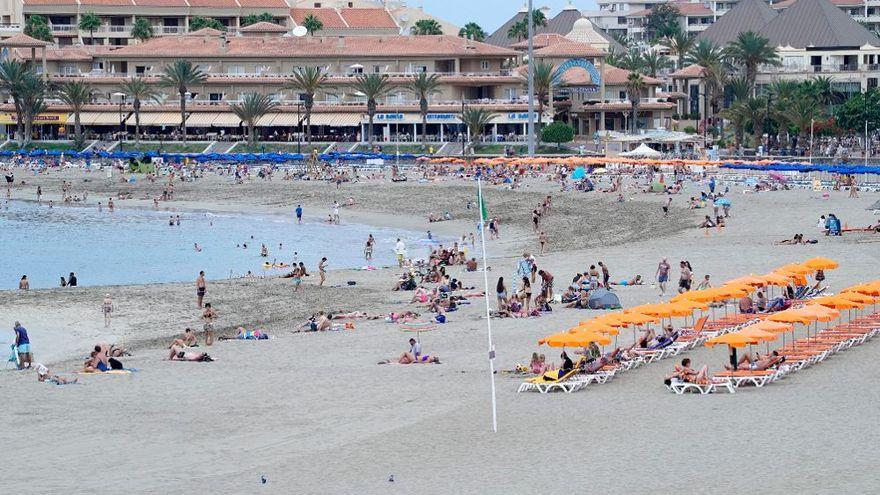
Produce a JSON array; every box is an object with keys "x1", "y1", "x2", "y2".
[
  {"x1": 227, "y1": 66, "x2": 245, "y2": 75},
  {"x1": 313, "y1": 2, "x2": 321, "y2": 7},
  {"x1": 351, "y1": 66, "x2": 363, "y2": 74},
  {"x1": 61, "y1": 65, "x2": 77, "y2": 75},
  {"x1": 506, "y1": 88, "x2": 518, "y2": 100},
  {"x1": 618, "y1": 17, "x2": 626, "y2": 25},
  {"x1": 619, "y1": 90, "x2": 626, "y2": 100},
  {"x1": 373, "y1": 65, "x2": 381, "y2": 74},
  {"x1": 209, "y1": 93, "x2": 223, "y2": 102},
  {"x1": 135, "y1": 65, "x2": 146, "y2": 75},
  {"x1": 480, "y1": 60, "x2": 490, "y2": 70}
]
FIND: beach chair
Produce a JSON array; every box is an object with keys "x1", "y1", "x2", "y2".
[
  {"x1": 714, "y1": 370, "x2": 777, "y2": 388},
  {"x1": 517, "y1": 367, "x2": 588, "y2": 394},
  {"x1": 6, "y1": 345, "x2": 19, "y2": 369},
  {"x1": 666, "y1": 378, "x2": 734, "y2": 395}
]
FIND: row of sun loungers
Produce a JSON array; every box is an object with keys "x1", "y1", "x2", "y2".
[
  {"x1": 518, "y1": 315, "x2": 760, "y2": 394},
  {"x1": 668, "y1": 312, "x2": 880, "y2": 395}
]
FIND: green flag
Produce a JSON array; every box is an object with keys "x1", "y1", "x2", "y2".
[{"x1": 477, "y1": 186, "x2": 488, "y2": 221}]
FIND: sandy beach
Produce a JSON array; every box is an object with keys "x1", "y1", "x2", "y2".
[{"x1": 3, "y1": 167, "x2": 879, "y2": 493}]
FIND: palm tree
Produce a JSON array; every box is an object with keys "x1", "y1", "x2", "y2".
[
  {"x1": 79, "y1": 12, "x2": 102, "y2": 45},
  {"x1": 767, "y1": 79, "x2": 799, "y2": 148},
  {"x1": 686, "y1": 40, "x2": 726, "y2": 126},
  {"x1": 617, "y1": 48, "x2": 647, "y2": 73},
  {"x1": 720, "y1": 101, "x2": 747, "y2": 148},
  {"x1": 411, "y1": 19, "x2": 443, "y2": 35},
  {"x1": 739, "y1": 97, "x2": 767, "y2": 148},
  {"x1": 784, "y1": 96, "x2": 824, "y2": 145},
  {"x1": 803, "y1": 76, "x2": 843, "y2": 108},
  {"x1": 459, "y1": 107, "x2": 495, "y2": 156},
  {"x1": 286, "y1": 66, "x2": 328, "y2": 145},
  {"x1": 24, "y1": 15, "x2": 53, "y2": 42},
  {"x1": 56, "y1": 81, "x2": 93, "y2": 150},
  {"x1": 642, "y1": 51, "x2": 672, "y2": 77},
  {"x1": 726, "y1": 75, "x2": 750, "y2": 102},
  {"x1": 302, "y1": 14, "x2": 323, "y2": 35},
  {"x1": 458, "y1": 22, "x2": 486, "y2": 41},
  {"x1": 231, "y1": 93, "x2": 278, "y2": 147},
  {"x1": 18, "y1": 71, "x2": 48, "y2": 148},
  {"x1": 0, "y1": 60, "x2": 29, "y2": 145},
  {"x1": 661, "y1": 30, "x2": 693, "y2": 70},
  {"x1": 408, "y1": 72, "x2": 441, "y2": 147},
  {"x1": 159, "y1": 59, "x2": 207, "y2": 144},
  {"x1": 626, "y1": 72, "x2": 645, "y2": 134},
  {"x1": 131, "y1": 17, "x2": 153, "y2": 42},
  {"x1": 532, "y1": 61, "x2": 555, "y2": 142},
  {"x1": 507, "y1": 21, "x2": 527, "y2": 41},
  {"x1": 351, "y1": 73, "x2": 391, "y2": 147},
  {"x1": 726, "y1": 31, "x2": 780, "y2": 95},
  {"x1": 119, "y1": 77, "x2": 160, "y2": 145}
]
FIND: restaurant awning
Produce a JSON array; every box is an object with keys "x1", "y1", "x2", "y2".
[
  {"x1": 309, "y1": 113, "x2": 361, "y2": 126},
  {"x1": 259, "y1": 112, "x2": 299, "y2": 127},
  {"x1": 140, "y1": 112, "x2": 182, "y2": 126},
  {"x1": 78, "y1": 112, "x2": 129, "y2": 126},
  {"x1": 185, "y1": 112, "x2": 222, "y2": 127}
]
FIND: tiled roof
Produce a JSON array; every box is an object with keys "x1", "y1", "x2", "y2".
[
  {"x1": 0, "y1": 33, "x2": 51, "y2": 47},
  {"x1": 132, "y1": 0, "x2": 188, "y2": 6},
  {"x1": 603, "y1": 65, "x2": 662, "y2": 85},
  {"x1": 239, "y1": 21, "x2": 288, "y2": 33},
  {"x1": 773, "y1": 0, "x2": 864, "y2": 7},
  {"x1": 187, "y1": 0, "x2": 238, "y2": 7},
  {"x1": 485, "y1": 10, "x2": 527, "y2": 48},
  {"x1": 697, "y1": 0, "x2": 778, "y2": 45},
  {"x1": 22, "y1": 0, "x2": 78, "y2": 5},
  {"x1": 291, "y1": 8, "x2": 347, "y2": 29},
  {"x1": 79, "y1": 0, "x2": 135, "y2": 5},
  {"x1": 760, "y1": 0, "x2": 880, "y2": 48},
  {"x1": 629, "y1": 2, "x2": 714, "y2": 17},
  {"x1": 238, "y1": 0, "x2": 289, "y2": 8},
  {"x1": 339, "y1": 8, "x2": 397, "y2": 29},
  {"x1": 108, "y1": 34, "x2": 519, "y2": 58},
  {"x1": 187, "y1": 27, "x2": 226, "y2": 36},
  {"x1": 13, "y1": 46, "x2": 92, "y2": 61},
  {"x1": 510, "y1": 33, "x2": 569, "y2": 50},
  {"x1": 534, "y1": 41, "x2": 606, "y2": 58},
  {"x1": 670, "y1": 64, "x2": 705, "y2": 78}
]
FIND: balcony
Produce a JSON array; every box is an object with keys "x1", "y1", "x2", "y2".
[
  {"x1": 50, "y1": 24, "x2": 77, "y2": 34},
  {"x1": 0, "y1": 23, "x2": 22, "y2": 33},
  {"x1": 88, "y1": 25, "x2": 131, "y2": 36},
  {"x1": 157, "y1": 26, "x2": 184, "y2": 35}
]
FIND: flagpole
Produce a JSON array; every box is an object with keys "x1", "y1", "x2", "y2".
[{"x1": 477, "y1": 176, "x2": 498, "y2": 433}]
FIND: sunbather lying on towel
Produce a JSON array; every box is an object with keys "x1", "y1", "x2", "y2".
[
  {"x1": 665, "y1": 358, "x2": 710, "y2": 385},
  {"x1": 724, "y1": 351, "x2": 784, "y2": 371},
  {"x1": 582, "y1": 348, "x2": 623, "y2": 373},
  {"x1": 35, "y1": 363, "x2": 77, "y2": 384},
  {"x1": 168, "y1": 346, "x2": 214, "y2": 362},
  {"x1": 219, "y1": 327, "x2": 269, "y2": 340},
  {"x1": 378, "y1": 352, "x2": 441, "y2": 365}
]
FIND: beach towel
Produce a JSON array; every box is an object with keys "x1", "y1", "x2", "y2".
[{"x1": 6, "y1": 344, "x2": 19, "y2": 368}]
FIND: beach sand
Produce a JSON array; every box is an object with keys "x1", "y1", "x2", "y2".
[{"x1": 2, "y1": 169, "x2": 879, "y2": 493}]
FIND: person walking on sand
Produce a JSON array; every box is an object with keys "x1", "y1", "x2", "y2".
[
  {"x1": 13, "y1": 321, "x2": 32, "y2": 369},
  {"x1": 538, "y1": 231, "x2": 548, "y2": 255},
  {"x1": 196, "y1": 271, "x2": 207, "y2": 308},
  {"x1": 332, "y1": 201, "x2": 340, "y2": 224},
  {"x1": 662, "y1": 197, "x2": 672, "y2": 217},
  {"x1": 318, "y1": 257, "x2": 328, "y2": 286},
  {"x1": 656, "y1": 258, "x2": 670, "y2": 296},
  {"x1": 201, "y1": 303, "x2": 217, "y2": 346},
  {"x1": 295, "y1": 204, "x2": 303, "y2": 224},
  {"x1": 102, "y1": 294, "x2": 114, "y2": 327}
]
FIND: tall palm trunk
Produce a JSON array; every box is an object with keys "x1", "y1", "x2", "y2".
[
  {"x1": 420, "y1": 97, "x2": 428, "y2": 146},
  {"x1": 133, "y1": 99, "x2": 141, "y2": 145},
  {"x1": 304, "y1": 96, "x2": 314, "y2": 145},
  {"x1": 73, "y1": 111, "x2": 82, "y2": 150},
  {"x1": 367, "y1": 98, "x2": 376, "y2": 147},
  {"x1": 178, "y1": 88, "x2": 187, "y2": 144},
  {"x1": 248, "y1": 121, "x2": 255, "y2": 146}
]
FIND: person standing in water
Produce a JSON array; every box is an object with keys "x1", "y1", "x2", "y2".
[
  {"x1": 318, "y1": 257, "x2": 328, "y2": 286},
  {"x1": 364, "y1": 234, "x2": 374, "y2": 261},
  {"x1": 196, "y1": 271, "x2": 206, "y2": 308}
]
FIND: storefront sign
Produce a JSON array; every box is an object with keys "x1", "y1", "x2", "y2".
[
  {"x1": 0, "y1": 113, "x2": 68, "y2": 125},
  {"x1": 375, "y1": 113, "x2": 405, "y2": 121}
]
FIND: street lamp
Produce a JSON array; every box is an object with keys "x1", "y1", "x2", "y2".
[{"x1": 112, "y1": 91, "x2": 126, "y2": 150}]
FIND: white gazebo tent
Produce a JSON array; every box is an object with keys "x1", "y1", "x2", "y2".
[{"x1": 618, "y1": 143, "x2": 661, "y2": 158}]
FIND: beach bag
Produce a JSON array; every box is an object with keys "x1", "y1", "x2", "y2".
[
  {"x1": 434, "y1": 314, "x2": 446, "y2": 324},
  {"x1": 109, "y1": 358, "x2": 124, "y2": 370}
]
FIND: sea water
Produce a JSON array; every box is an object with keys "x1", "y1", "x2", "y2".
[{"x1": 0, "y1": 201, "x2": 439, "y2": 289}]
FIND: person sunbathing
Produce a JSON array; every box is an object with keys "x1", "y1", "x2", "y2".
[
  {"x1": 35, "y1": 363, "x2": 78, "y2": 384},
  {"x1": 610, "y1": 275, "x2": 643, "y2": 286},
  {"x1": 219, "y1": 327, "x2": 269, "y2": 340},
  {"x1": 776, "y1": 234, "x2": 803, "y2": 245},
  {"x1": 168, "y1": 346, "x2": 214, "y2": 362},
  {"x1": 725, "y1": 351, "x2": 784, "y2": 371},
  {"x1": 564, "y1": 290, "x2": 591, "y2": 309},
  {"x1": 582, "y1": 348, "x2": 622, "y2": 373},
  {"x1": 698, "y1": 215, "x2": 716, "y2": 228},
  {"x1": 169, "y1": 328, "x2": 198, "y2": 348},
  {"x1": 666, "y1": 358, "x2": 710, "y2": 385},
  {"x1": 379, "y1": 351, "x2": 441, "y2": 364}
]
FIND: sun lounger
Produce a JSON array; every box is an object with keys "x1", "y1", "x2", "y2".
[
  {"x1": 714, "y1": 369, "x2": 779, "y2": 388},
  {"x1": 666, "y1": 378, "x2": 734, "y2": 395}
]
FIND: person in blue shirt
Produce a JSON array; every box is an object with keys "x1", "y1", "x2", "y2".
[
  {"x1": 295, "y1": 205, "x2": 303, "y2": 224},
  {"x1": 13, "y1": 321, "x2": 32, "y2": 369}
]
